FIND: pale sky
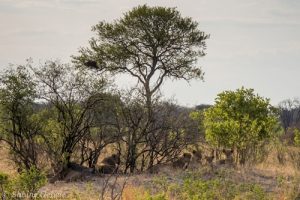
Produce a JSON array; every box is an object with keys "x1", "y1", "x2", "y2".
[{"x1": 0, "y1": 0, "x2": 299, "y2": 106}]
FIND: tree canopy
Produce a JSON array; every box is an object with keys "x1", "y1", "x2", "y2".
[
  {"x1": 0, "y1": 65, "x2": 40, "y2": 169},
  {"x1": 73, "y1": 5, "x2": 208, "y2": 172},
  {"x1": 203, "y1": 87, "x2": 278, "y2": 164},
  {"x1": 74, "y1": 5, "x2": 209, "y2": 107}
]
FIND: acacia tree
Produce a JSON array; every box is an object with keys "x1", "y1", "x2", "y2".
[
  {"x1": 203, "y1": 87, "x2": 278, "y2": 165},
  {"x1": 74, "y1": 5, "x2": 208, "y2": 110},
  {"x1": 74, "y1": 5, "x2": 208, "y2": 172},
  {"x1": 78, "y1": 93, "x2": 121, "y2": 168},
  {"x1": 32, "y1": 61, "x2": 108, "y2": 170},
  {"x1": 0, "y1": 65, "x2": 41, "y2": 169},
  {"x1": 111, "y1": 91, "x2": 149, "y2": 173},
  {"x1": 144, "y1": 102, "x2": 199, "y2": 166},
  {"x1": 107, "y1": 93, "x2": 199, "y2": 173}
]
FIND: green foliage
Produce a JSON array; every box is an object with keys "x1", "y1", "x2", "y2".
[
  {"x1": 145, "y1": 193, "x2": 167, "y2": 200},
  {"x1": 0, "y1": 169, "x2": 47, "y2": 200},
  {"x1": 74, "y1": 5, "x2": 208, "y2": 100},
  {"x1": 0, "y1": 172, "x2": 9, "y2": 197},
  {"x1": 203, "y1": 87, "x2": 278, "y2": 163},
  {"x1": 140, "y1": 170, "x2": 269, "y2": 200},
  {"x1": 294, "y1": 128, "x2": 300, "y2": 146},
  {"x1": 16, "y1": 167, "x2": 47, "y2": 195},
  {"x1": 0, "y1": 65, "x2": 36, "y2": 135},
  {"x1": 34, "y1": 108, "x2": 65, "y2": 161},
  {"x1": 235, "y1": 184, "x2": 267, "y2": 200},
  {"x1": 0, "y1": 172, "x2": 9, "y2": 186},
  {"x1": 0, "y1": 172, "x2": 14, "y2": 200},
  {"x1": 181, "y1": 178, "x2": 222, "y2": 199},
  {"x1": 73, "y1": 5, "x2": 208, "y2": 173},
  {"x1": 0, "y1": 65, "x2": 36, "y2": 108},
  {"x1": 143, "y1": 176, "x2": 268, "y2": 200},
  {"x1": 190, "y1": 110, "x2": 205, "y2": 135},
  {"x1": 31, "y1": 61, "x2": 109, "y2": 167},
  {"x1": 0, "y1": 64, "x2": 41, "y2": 169},
  {"x1": 152, "y1": 176, "x2": 169, "y2": 193}
]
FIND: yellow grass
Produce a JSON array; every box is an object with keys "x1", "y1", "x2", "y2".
[
  {"x1": 0, "y1": 142, "x2": 17, "y2": 176},
  {"x1": 1, "y1": 141, "x2": 300, "y2": 199}
]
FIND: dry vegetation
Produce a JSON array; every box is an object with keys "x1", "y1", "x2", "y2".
[
  {"x1": 1, "y1": 141, "x2": 300, "y2": 199},
  {"x1": 0, "y1": 143, "x2": 17, "y2": 176},
  {"x1": 1, "y1": 5, "x2": 300, "y2": 200}
]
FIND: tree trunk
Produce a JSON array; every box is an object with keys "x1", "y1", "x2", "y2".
[
  {"x1": 148, "y1": 149, "x2": 155, "y2": 173},
  {"x1": 233, "y1": 145, "x2": 239, "y2": 166}
]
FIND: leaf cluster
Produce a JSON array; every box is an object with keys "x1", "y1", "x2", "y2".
[{"x1": 204, "y1": 87, "x2": 278, "y2": 149}]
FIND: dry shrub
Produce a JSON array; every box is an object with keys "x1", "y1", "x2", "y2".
[
  {"x1": 273, "y1": 176, "x2": 300, "y2": 200},
  {"x1": 122, "y1": 185, "x2": 145, "y2": 200},
  {"x1": 256, "y1": 142, "x2": 300, "y2": 176}
]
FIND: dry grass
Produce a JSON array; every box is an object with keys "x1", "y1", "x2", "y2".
[
  {"x1": 122, "y1": 185, "x2": 148, "y2": 200},
  {"x1": 1, "y1": 142, "x2": 300, "y2": 199},
  {"x1": 0, "y1": 141, "x2": 17, "y2": 176},
  {"x1": 255, "y1": 144, "x2": 300, "y2": 177}
]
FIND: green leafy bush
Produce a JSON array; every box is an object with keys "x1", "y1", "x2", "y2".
[
  {"x1": 7, "y1": 167, "x2": 47, "y2": 199},
  {"x1": 0, "y1": 172, "x2": 9, "y2": 199},
  {"x1": 294, "y1": 128, "x2": 300, "y2": 146},
  {"x1": 17, "y1": 167, "x2": 47, "y2": 194},
  {"x1": 0, "y1": 172, "x2": 9, "y2": 186},
  {"x1": 203, "y1": 87, "x2": 278, "y2": 165}
]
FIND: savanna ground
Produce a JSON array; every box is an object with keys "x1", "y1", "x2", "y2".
[
  {"x1": 1, "y1": 5, "x2": 300, "y2": 200},
  {"x1": 1, "y1": 141, "x2": 300, "y2": 200}
]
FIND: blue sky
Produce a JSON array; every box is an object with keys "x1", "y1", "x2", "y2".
[{"x1": 0, "y1": 0, "x2": 299, "y2": 106}]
